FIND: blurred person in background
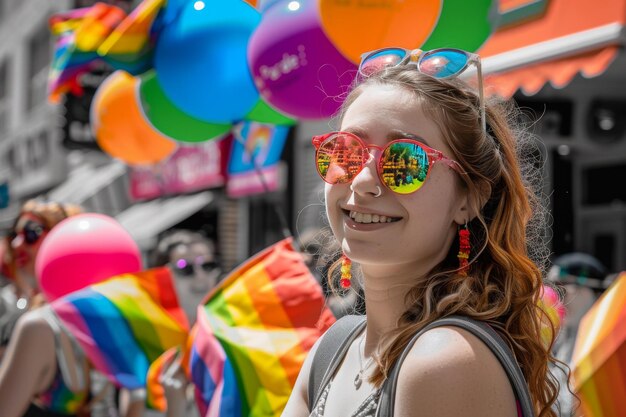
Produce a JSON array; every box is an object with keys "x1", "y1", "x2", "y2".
[
  {"x1": 547, "y1": 252, "x2": 610, "y2": 416},
  {"x1": 299, "y1": 228, "x2": 364, "y2": 318},
  {"x1": 150, "y1": 229, "x2": 223, "y2": 417},
  {"x1": 152, "y1": 229, "x2": 222, "y2": 324},
  {"x1": 4, "y1": 200, "x2": 82, "y2": 309},
  {"x1": 0, "y1": 200, "x2": 82, "y2": 358},
  {"x1": 0, "y1": 200, "x2": 143, "y2": 417}
]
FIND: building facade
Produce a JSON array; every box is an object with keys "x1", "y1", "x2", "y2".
[
  {"x1": 0, "y1": 0, "x2": 293, "y2": 273},
  {"x1": 0, "y1": 0, "x2": 74, "y2": 227}
]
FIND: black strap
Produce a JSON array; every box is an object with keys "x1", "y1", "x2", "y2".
[
  {"x1": 308, "y1": 315, "x2": 366, "y2": 411},
  {"x1": 377, "y1": 315, "x2": 535, "y2": 417},
  {"x1": 308, "y1": 315, "x2": 535, "y2": 417}
]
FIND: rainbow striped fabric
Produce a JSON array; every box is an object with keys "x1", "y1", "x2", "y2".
[
  {"x1": 48, "y1": 0, "x2": 163, "y2": 102},
  {"x1": 146, "y1": 346, "x2": 181, "y2": 410},
  {"x1": 188, "y1": 238, "x2": 336, "y2": 417},
  {"x1": 37, "y1": 368, "x2": 88, "y2": 414},
  {"x1": 571, "y1": 271, "x2": 626, "y2": 417},
  {"x1": 48, "y1": 3, "x2": 125, "y2": 101},
  {"x1": 51, "y1": 267, "x2": 189, "y2": 396}
]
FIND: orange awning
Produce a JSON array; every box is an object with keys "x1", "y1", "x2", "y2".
[{"x1": 479, "y1": 0, "x2": 626, "y2": 97}]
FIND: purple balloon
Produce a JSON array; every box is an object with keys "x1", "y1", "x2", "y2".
[{"x1": 248, "y1": 0, "x2": 357, "y2": 120}]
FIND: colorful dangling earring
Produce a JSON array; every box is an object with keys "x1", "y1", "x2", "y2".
[
  {"x1": 457, "y1": 222, "x2": 470, "y2": 276},
  {"x1": 340, "y1": 255, "x2": 352, "y2": 289}
]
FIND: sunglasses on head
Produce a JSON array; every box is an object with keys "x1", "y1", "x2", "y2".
[
  {"x1": 313, "y1": 131, "x2": 462, "y2": 195},
  {"x1": 10, "y1": 221, "x2": 47, "y2": 245},
  {"x1": 358, "y1": 47, "x2": 486, "y2": 134},
  {"x1": 172, "y1": 258, "x2": 219, "y2": 277}
]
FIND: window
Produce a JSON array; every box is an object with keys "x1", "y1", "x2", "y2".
[
  {"x1": 28, "y1": 26, "x2": 51, "y2": 110},
  {"x1": 583, "y1": 163, "x2": 626, "y2": 205},
  {"x1": 0, "y1": 60, "x2": 7, "y2": 134},
  {"x1": 586, "y1": 100, "x2": 626, "y2": 143}
]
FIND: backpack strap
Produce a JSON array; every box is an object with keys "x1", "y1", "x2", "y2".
[
  {"x1": 308, "y1": 315, "x2": 366, "y2": 412},
  {"x1": 40, "y1": 305, "x2": 88, "y2": 393},
  {"x1": 377, "y1": 315, "x2": 535, "y2": 417}
]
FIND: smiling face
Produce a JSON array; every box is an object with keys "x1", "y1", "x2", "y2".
[{"x1": 325, "y1": 83, "x2": 469, "y2": 280}]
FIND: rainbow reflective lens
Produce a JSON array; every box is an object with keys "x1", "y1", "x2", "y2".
[
  {"x1": 313, "y1": 132, "x2": 461, "y2": 195},
  {"x1": 359, "y1": 47, "x2": 486, "y2": 134}
]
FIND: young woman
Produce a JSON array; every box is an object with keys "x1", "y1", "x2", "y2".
[
  {"x1": 3, "y1": 200, "x2": 82, "y2": 309},
  {"x1": 283, "y1": 48, "x2": 559, "y2": 417}
]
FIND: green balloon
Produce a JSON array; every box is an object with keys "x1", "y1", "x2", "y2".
[
  {"x1": 245, "y1": 99, "x2": 296, "y2": 126},
  {"x1": 139, "y1": 70, "x2": 231, "y2": 143},
  {"x1": 421, "y1": 0, "x2": 498, "y2": 52}
]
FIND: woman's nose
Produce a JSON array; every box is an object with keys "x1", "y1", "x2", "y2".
[{"x1": 350, "y1": 152, "x2": 382, "y2": 197}]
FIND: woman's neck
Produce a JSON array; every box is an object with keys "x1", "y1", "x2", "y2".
[{"x1": 359, "y1": 264, "x2": 423, "y2": 355}]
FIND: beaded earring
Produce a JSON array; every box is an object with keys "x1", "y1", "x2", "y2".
[
  {"x1": 340, "y1": 255, "x2": 352, "y2": 289},
  {"x1": 457, "y1": 223, "x2": 470, "y2": 276}
]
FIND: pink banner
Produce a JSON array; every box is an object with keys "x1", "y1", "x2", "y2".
[{"x1": 130, "y1": 137, "x2": 230, "y2": 201}]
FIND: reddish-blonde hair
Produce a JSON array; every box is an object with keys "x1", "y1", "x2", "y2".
[
  {"x1": 331, "y1": 67, "x2": 559, "y2": 416},
  {"x1": 3, "y1": 199, "x2": 83, "y2": 277}
]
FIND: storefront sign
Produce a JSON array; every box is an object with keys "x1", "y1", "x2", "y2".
[
  {"x1": 61, "y1": 69, "x2": 110, "y2": 151},
  {"x1": 129, "y1": 136, "x2": 231, "y2": 201},
  {"x1": 227, "y1": 122, "x2": 289, "y2": 198}
]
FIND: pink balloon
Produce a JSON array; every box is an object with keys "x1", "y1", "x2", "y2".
[{"x1": 36, "y1": 213, "x2": 142, "y2": 302}]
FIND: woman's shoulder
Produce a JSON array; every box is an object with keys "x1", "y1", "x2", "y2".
[
  {"x1": 15, "y1": 308, "x2": 54, "y2": 336},
  {"x1": 394, "y1": 325, "x2": 517, "y2": 417}
]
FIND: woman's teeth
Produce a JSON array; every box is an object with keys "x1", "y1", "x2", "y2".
[{"x1": 349, "y1": 211, "x2": 395, "y2": 224}]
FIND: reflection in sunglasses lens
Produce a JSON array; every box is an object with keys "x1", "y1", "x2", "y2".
[
  {"x1": 361, "y1": 50, "x2": 405, "y2": 77},
  {"x1": 381, "y1": 142, "x2": 429, "y2": 195},
  {"x1": 419, "y1": 50, "x2": 468, "y2": 78},
  {"x1": 317, "y1": 134, "x2": 365, "y2": 185},
  {"x1": 174, "y1": 259, "x2": 194, "y2": 277},
  {"x1": 174, "y1": 259, "x2": 218, "y2": 277},
  {"x1": 201, "y1": 261, "x2": 218, "y2": 272}
]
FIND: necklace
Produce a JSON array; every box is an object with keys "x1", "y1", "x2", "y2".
[{"x1": 354, "y1": 333, "x2": 375, "y2": 389}]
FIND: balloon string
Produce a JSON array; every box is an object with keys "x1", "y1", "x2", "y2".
[{"x1": 232, "y1": 123, "x2": 296, "y2": 247}]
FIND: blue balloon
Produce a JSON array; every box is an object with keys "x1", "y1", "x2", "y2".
[{"x1": 154, "y1": 0, "x2": 261, "y2": 123}]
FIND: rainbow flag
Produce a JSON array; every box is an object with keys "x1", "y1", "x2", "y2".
[
  {"x1": 98, "y1": 0, "x2": 165, "y2": 56},
  {"x1": 49, "y1": 7, "x2": 92, "y2": 36},
  {"x1": 188, "y1": 238, "x2": 335, "y2": 417},
  {"x1": 47, "y1": 32, "x2": 101, "y2": 102},
  {"x1": 51, "y1": 267, "x2": 189, "y2": 394},
  {"x1": 73, "y1": 3, "x2": 127, "y2": 52},
  {"x1": 47, "y1": 0, "x2": 162, "y2": 102},
  {"x1": 47, "y1": 3, "x2": 126, "y2": 102},
  {"x1": 146, "y1": 346, "x2": 180, "y2": 411},
  {"x1": 571, "y1": 271, "x2": 626, "y2": 417}
]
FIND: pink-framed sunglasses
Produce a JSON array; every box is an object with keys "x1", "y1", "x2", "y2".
[{"x1": 312, "y1": 131, "x2": 462, "y2": 195}]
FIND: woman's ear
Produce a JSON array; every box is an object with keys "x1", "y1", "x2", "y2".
[{"x1": 454, "y1": 181, "x2": 491, "y2": 225}]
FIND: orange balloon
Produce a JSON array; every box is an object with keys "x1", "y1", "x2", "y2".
[
  {"x1": 91, "y1": 71, "x2": 177, "y2": 165},
  {"x1": 319, "y1": 0, "x2": 443, "y2": 64}
]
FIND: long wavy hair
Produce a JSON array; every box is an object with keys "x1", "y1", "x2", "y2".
[{"x1": 327, "y1": 66, "x2": 560, "y2": 416}]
